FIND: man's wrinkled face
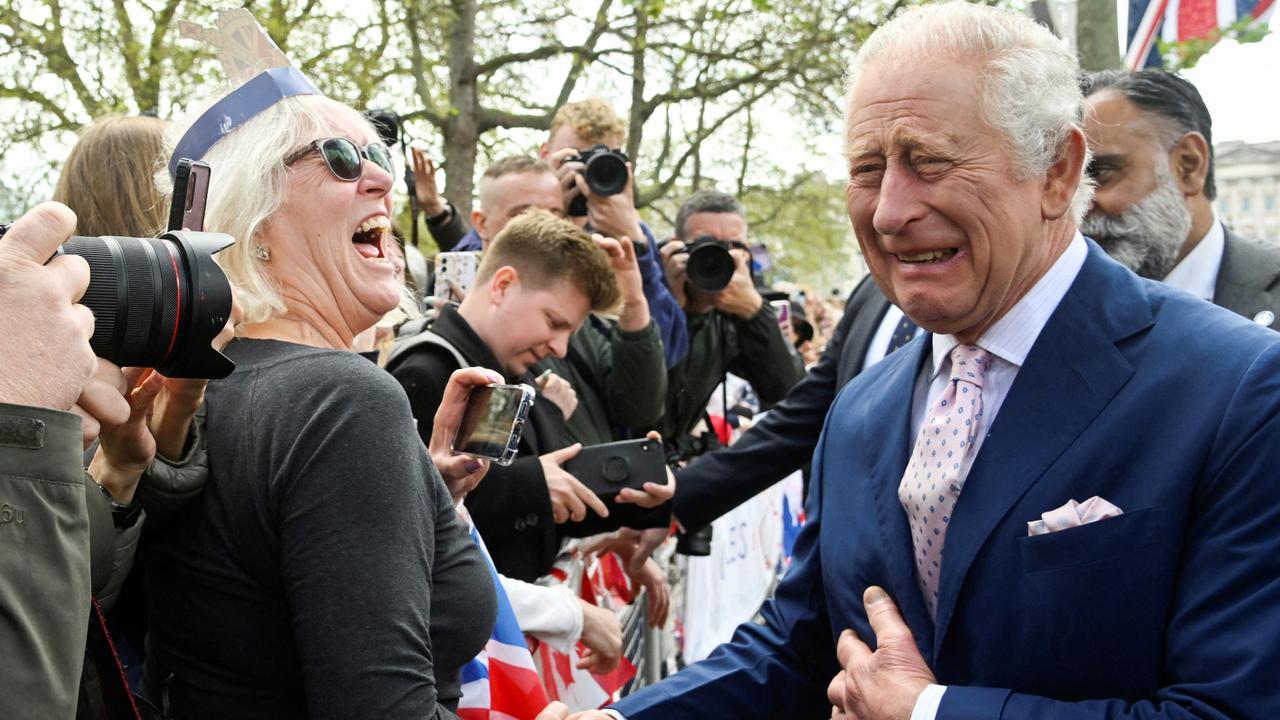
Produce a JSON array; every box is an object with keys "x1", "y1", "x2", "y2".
[
  {"x1": 844, "y1": 60, "x2": 1054, "y2": 341},
  {"x1": 1082, "y1": 90, "x2": 1193, "y2": 279}
]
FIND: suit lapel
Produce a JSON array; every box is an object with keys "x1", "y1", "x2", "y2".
[
  {"x1": 1214, "y1": 231, "x2": 1280, "y2": 328},
  {"x1": 857, "y1": 332, "x2": 937, "y2": 655},
  {"x1": 931, "y1": 246, "x2": 1152, "y2": 658}
]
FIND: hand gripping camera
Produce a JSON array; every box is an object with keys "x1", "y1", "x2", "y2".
[{"x1": 566, "y1": 144, "x2": 630, "y2": 218}]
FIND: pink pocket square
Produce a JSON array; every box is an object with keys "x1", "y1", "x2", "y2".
[{"x1": 1026, "y1": 496, "x2": 1123, "y2": 536}]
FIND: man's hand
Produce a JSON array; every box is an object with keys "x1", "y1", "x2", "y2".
[
  {"x1": 712, "y1": 246, "x2": 763, "y2": 319},
  {"x1": 430, "y1": 367, "x2": 504, "y2": 503},
  {"x1": 577, "y1": 600, "x2": 622, "y2": 674},
  {"x1": 411, "y1": 148, "x2": 448, "y2": 218},
  {"x1": 827, "y1": 586, "x2": 935, "y2": 720},
  {"x1": 632, "y1": 557, "x2": 670, "y2": 627},
  {"x1": 548, "y1": 147, "x2": 588, "y2": 226},
  {"x1": 658, "y1": 239, "x2": 692, "y2": 311},
  {"x1": 537, "y1": 371, "x2": 579, "y2": 420},
  {"x1": 615, "y1": 430, "x2": 675, "y2": 508},
  {"x1": 541, "y1": 444, "x2": 610, "y2": 523},
  {"x1": 592, "y1": 233, "x2": 650, "y2": 332},
  {"x1": 0, "y1": 202, "x2": 97, "y2": 413},
  {"x1": 576, "y1": 164, "x2": 644, "y2": 246},
  {"x1": 71, "y1": 358, "x2": 131, "y2": 448}
]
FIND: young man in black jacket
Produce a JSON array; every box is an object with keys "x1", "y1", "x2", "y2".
[{"x1": 388, "y1": 209, "x2": 669, "y2": 581}]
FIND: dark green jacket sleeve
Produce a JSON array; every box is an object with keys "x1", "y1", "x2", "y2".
[
  {"x1": 604, "y1": 320, "x2": 668, "y2": 432},
  {"x1": 725, "y1": 303, "x2": 806, "y2": 406},
  {"x1": 425, "y1": 204, "x2": 469, "y2": 252},
  {"x1": 0, "y1": 403, "x2": 93, "y2": 720}
]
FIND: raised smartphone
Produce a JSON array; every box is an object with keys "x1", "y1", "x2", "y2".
[{"x1": 452, "y1": 383, "x2": 536, "y2": 466}]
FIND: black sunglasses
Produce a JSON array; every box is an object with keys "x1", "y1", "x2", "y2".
[{"x1": 285, "y1": 137, "x2": 394, "y2": 181}]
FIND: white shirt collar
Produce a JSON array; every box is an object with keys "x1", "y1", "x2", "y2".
[
  {"x1": 931, "y1": 233, "x2": 1089, "y2": 379},
  {"x1": 1161, "y1": 217, "x2": 1224, "y2": 301}
]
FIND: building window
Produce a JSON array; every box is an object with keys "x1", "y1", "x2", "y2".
[
  {"x1": 1266, "y1": 194, "x2": 1277, "y2": 212},
  {"x1": 1242, "y1": 196, "x2": 1252, "y2": 213}
]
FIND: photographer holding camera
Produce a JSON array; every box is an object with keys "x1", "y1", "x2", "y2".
[
  {"x1": 0, "y1": 200, "x2": 233, "y2": 719},
  {"x1": 540, "y1": 98, "x2": 688, "y2": 370},
  {"x1": 658, "y1": 190, "x2": 805, "y2": 450}
]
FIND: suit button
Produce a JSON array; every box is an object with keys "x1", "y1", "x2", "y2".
[
  {"x1": 526, "y1": 513, "x2": 539, "y2": 527},
  {"x1": 514, "y1": 518, "x2": 527, "y2": 531}
]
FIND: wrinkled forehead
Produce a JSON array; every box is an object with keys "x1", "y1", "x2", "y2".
[{"x1": 842, "y1": 58, "x2": 985, "y2": 151}]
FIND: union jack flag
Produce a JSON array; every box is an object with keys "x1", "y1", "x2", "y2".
[
  {"x1": 1126, "y1": 0, "x2": 1275, "y2": 69},
  {"x1": 458, "y1": 513, "x2": 549, "y2": 720}
]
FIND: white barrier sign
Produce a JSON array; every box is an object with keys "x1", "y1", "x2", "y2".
[{"x1": 681, "y1": 472, "x2": 803, "y2": 663}]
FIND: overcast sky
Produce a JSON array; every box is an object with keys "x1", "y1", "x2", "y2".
[{"x1": 1181, "y1": 14, "x2": 1280, "y2": 144}]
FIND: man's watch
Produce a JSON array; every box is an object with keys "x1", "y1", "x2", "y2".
[{"x1": 96, "y1": 481, "x2": 143, "y2": 529}]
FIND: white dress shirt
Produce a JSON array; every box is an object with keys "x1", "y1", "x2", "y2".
[
  {"x1": 1161, "y1": 217, "x2": 1223, "y2": 302},
  {"x1": 910, "y1": 233, "x2": 1088, "y2": 720}
]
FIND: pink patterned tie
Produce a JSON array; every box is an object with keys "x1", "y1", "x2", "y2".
[{"x1": 899, "y1": 344, "x2": 991, "y2": 620}]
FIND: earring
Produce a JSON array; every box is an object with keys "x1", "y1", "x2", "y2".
[{"x1": 253, "y1": 245, "x2": 270, "y2": 261}]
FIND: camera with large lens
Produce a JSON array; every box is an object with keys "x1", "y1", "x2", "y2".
[
  {"x1": 0, "y1": 225, "x2": 237, "y2": 378},
  {"x1": 566, "y1": 144, "x2": 629, "y2": 218},
  {"x1": 676, "y1": 235, "x2": 738, "y2": 294}
]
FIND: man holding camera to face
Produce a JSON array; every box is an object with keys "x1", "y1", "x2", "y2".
[
  {"x1": 658, "y1": 189, "x2": 805, "y2": 450},
  {"x1": 539, "y1": 98, "x2": 689, "y2": 370}
]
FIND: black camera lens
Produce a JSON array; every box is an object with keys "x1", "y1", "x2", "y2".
[
  {"x1": 685, "y1": 236, "x2": 737, "y2": 293},
  {"x1": 567, "y1": 144, "x2": 630, "y2": 218},
  {"x1": 583, "y1": 150, "x2": 628, "y2": 197},
  {"x1": 34, "y1": 230, "x2": 235, "y2": 378}
]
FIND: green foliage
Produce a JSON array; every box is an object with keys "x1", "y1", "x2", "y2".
[{"x1": 1157, "y1": 16, "x2": 1273, "y2": 69}]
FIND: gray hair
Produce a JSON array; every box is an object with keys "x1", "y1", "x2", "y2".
[
  {"x1": 674, "y1": 189, "x2": 747, "y2": 242},
  {"x1": 845, "y1": 2, "x2": 1093, "y2": 222},
  {"x1": 160, "y1": 94, "x2": 380, "y2": 324}
]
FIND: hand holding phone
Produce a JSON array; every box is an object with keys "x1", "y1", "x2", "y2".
[
  {"x1": 561, "y1": 438, "x2": 672, "y2": 537},
  {"x1": 451, "y1": 382, "x2": 535, "y2": 466}
]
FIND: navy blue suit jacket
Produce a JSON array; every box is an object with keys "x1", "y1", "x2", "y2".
[{"x1": 615, "y1": 242, "x2": 1280, "y2": 718}]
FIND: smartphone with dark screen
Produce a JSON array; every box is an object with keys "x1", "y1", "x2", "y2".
[
  {"x1": 562, "y1": 438, "x2": 672, "y2": 537},
  {"x1": 451, "y1": 383, "x2": 536, "y2": 466},
  {"x1": 168, "y1": 158, "x2": 212, "y2": 232}
]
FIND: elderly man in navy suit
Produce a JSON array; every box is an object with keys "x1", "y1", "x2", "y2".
[{"x1": 539, "y1": 3, "x2": 1280, "y2": 719}]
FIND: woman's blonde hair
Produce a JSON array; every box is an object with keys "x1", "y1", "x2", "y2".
[
  {"x1": 54, "y1": 115, "x2": 169, "y2": 237},
  {"x1": 160, "y1": 93, "x2": 381, "y2": 324}
]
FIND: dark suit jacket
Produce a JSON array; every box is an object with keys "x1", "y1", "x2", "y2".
[
  {"x1": 672, "y1": 276, "x2": 891, "y2": 532},
  {"x1": 1214, "y1": 228, "x2": 1280, "y2": 329},
  {"x1": 615, "y1": 242, "x2": 1280, "y2": 719}
]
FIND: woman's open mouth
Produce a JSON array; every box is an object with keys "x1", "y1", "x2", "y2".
[{"x1": 352, "y1": 216, "x2": 390, "y2": 259}]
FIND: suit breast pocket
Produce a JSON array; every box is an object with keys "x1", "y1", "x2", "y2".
[{"x1": 1018, "y1": 506, "x2": 1159, "y2": 574}]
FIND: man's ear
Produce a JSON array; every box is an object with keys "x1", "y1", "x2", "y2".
[
  {"x1": 1041, "y1": 127, "x2": 1087, "y2": 221},
  {"x1": 488, "y1": 266, "x2": 519, "y2": 304},
  {"x1": 471, "y1": 209, "x2": 488, "y2": 244},
  {"x1": 1168, "y1": 131, "x2": 1210, "y2": 198},
  {"x1": 537, "y1": 142, "x2": 550, "y2": 160}
]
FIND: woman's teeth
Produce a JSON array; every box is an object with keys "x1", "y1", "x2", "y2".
[{"x1": 356, "y1": 216, "x2": 391, "y2": 235}]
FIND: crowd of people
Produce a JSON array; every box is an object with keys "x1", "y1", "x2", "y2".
[{"x1": 3, "y1": 2, "x2": 1280, "y2": 720}]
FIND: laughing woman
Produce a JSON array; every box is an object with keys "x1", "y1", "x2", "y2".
[{"x1": 141, "y1": 80, "x2": 496, "y2": 719}]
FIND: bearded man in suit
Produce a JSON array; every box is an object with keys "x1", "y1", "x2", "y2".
[
  {"x1": 1082, "y1": 68, "x2": 1280, "y2": 329},
  {"x1": 539, "y1": 3, "x2": 1280, "y2": 719}
]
